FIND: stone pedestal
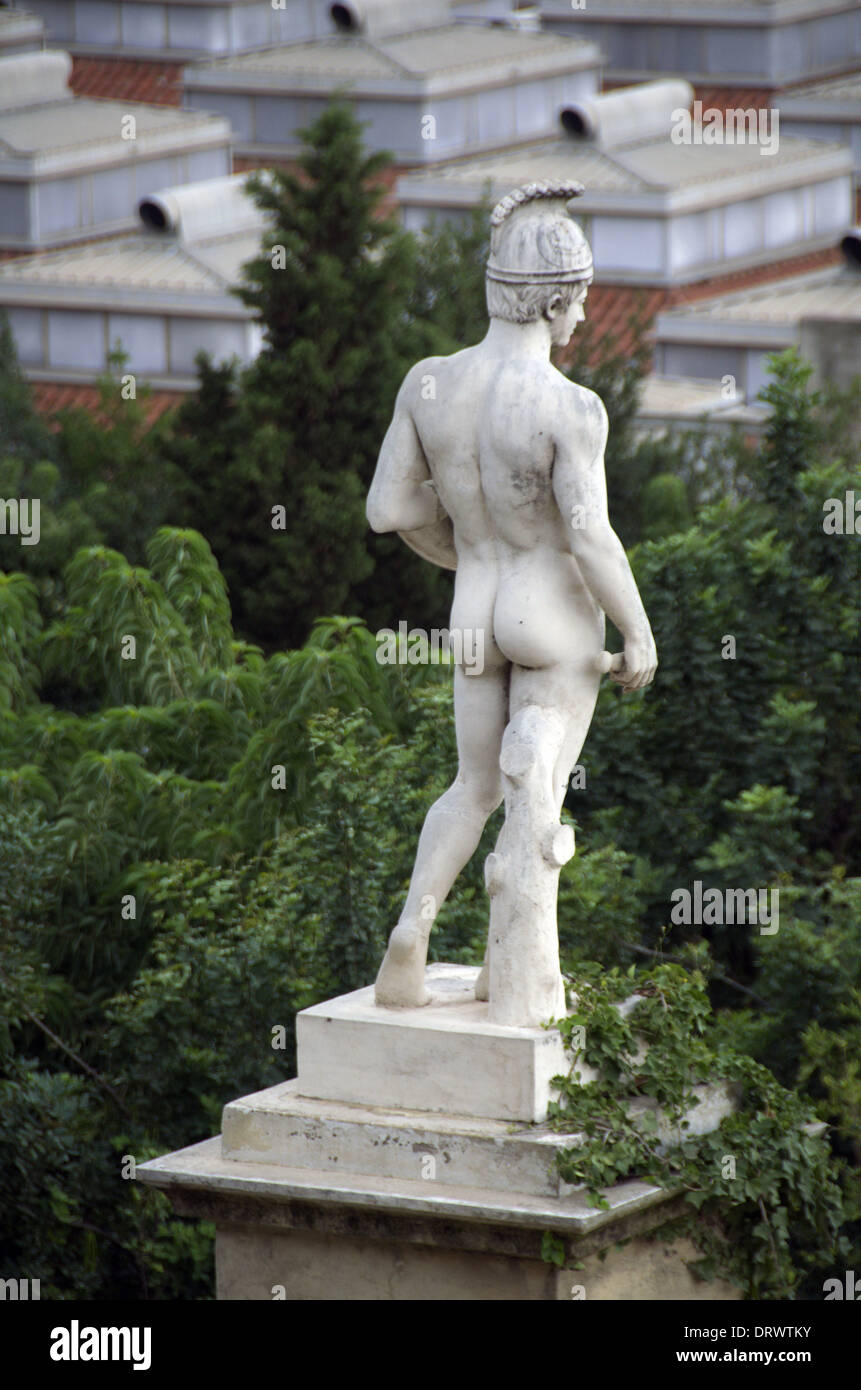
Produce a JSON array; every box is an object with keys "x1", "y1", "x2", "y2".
[
  {"x1": 138, "y1": 965, "x2": 741, "y2": 1301},
  {"x1": 296, "y1": 963, "x2": 590, "y2": 1122}
]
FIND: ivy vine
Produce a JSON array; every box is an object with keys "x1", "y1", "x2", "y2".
[{"x1": 544, "y1": 962, "x2": 854, "y2": 1299}]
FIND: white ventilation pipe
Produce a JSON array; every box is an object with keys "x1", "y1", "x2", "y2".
[
  {"x1": 560, "y1": 79, "x2": 694, "y2": 149},
  {"x1": 840, "y1": 227, "x2": 861, "y2": 269},
  {"x1": 138, "y1": 173, "x2": 270, "y2": 242},
  {"x1": 329, "y1": 0, "x2": 447, "y2": 37}
]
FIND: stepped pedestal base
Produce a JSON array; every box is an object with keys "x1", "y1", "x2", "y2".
[{"x1": 139, "y1": 964, "x2": 741, "y2": 1301}]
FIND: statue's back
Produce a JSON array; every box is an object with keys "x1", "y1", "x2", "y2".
[{"x1": 411, "y1": 347, "x2": 565, "y2": 552}]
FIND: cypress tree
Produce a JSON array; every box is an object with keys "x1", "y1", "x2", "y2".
[{"x1": 167, "y1": 104, "x2": 452, "y2": 650}]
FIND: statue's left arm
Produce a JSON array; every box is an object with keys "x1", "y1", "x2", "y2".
[{"x1": 367, "y1": 369, "x2": 457, "y2": 572}]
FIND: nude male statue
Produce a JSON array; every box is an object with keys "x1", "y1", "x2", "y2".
[{"x1": 366, "y1": 181, "x2": 657, "y2": 1023}]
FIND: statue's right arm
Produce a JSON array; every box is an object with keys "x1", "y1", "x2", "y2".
[
  {"x1": 366, "y1": 369, "x2": 457, "y2": 571},
  {"x1": 395, "y1": 520, "x2": 457, "y2": 572},
  {"x1": 552, "y1": 387, "x2": 657, "y2": 691}
]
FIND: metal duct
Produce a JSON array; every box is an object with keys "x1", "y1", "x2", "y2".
[
  {"x1": 560, "y1": 79, "x2": 694, "y2": 149},
  {"x1": 329, "y1": 0, "x2": 448, "y2": 37},
  {"x1": 840, "y1": 227, "x2": 861, "y2": 269},
  {"x1": 138, "y1": 173, "x2": 270, "y2": 242}
]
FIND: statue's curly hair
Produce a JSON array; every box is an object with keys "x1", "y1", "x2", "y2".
[{"x1": 489, "y1": 179, "x2": 585, "y2": 228}]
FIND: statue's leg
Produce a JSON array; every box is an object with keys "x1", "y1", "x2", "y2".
[
  {"x1": 513, "y1": 659, "x2": 602, "y2": 811},
  {"x1": 374, "y1": 662, "x2": 508, "y2": 1007},
  {"x1": 483, "y1": 659, "x2": 601, "y2": 1026},
  {"x1": 473, "y1": 818, "x2": 507, "y2": 1002}
]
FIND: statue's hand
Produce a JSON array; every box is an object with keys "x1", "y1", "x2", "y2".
[
  {"x1": 599, "y1": 636, "x2": 657, "y2": 692},
  {"x1": 613, "y1": 633, "x2": 658, "y2": 693}
]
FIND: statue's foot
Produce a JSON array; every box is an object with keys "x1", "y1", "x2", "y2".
[{"x1": 374, "y1": 923, "x2": 431, "y2": 1007}]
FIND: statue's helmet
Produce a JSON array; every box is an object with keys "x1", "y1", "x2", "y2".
[{"x1": 486, "y1": 180, "x2": 593, "y2": 287}]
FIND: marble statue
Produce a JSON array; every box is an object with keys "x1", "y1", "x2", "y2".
[{"x1": 366, "y1": 181, "x2": 657, "y2": 1027}]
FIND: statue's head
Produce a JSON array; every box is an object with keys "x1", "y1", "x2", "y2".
[{"x1": 486, "y1": 180, "x2": 593, "y2": 343}]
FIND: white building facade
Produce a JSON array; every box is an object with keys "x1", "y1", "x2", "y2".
[
  {"x1": 7, "y1": 0, "x2": 333, "y2": 60},
  {"x1": 538, "y1": 0, "x2": 861, "y2": 89},
  {"x1": 397, "y1": 83, "x2": 855, "y2": 285},
  {"x1": 652, "y1": 248, "x2": 861, "y2": 397},
  {"x1": 0, "y1": 48, "x2": 233, "y2": 250},
  {"x1": 0, "y1": 173, "x2": 265, "y2": 387},
  {"x1": 181, "y1": 11, "x2": 603, "y2": 164}
]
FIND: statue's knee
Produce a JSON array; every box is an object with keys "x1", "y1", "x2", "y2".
[
  {"x1": 474, "y1": 780, "x2": 503, "y2": 818},
  {"x1": 446, "y1": 776, "x2": 502, "y2": 821}
]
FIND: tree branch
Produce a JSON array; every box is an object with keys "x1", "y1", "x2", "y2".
[{"x1": 620, "y1": 941, "x2": 769, "y2": 1007}]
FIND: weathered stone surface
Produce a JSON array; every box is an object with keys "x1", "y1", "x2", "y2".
[
  {"x1": 138, "y1": 1005, "x2": 740, "y2": 1302},
  {"x1": 222, "y1": 1073, "x2": 737, "y2": 1194},
  {"x1": 296, "y1": 963, "x2": 590, "y2": 1123},
  {"x1": 216, "y1": 1225, "x2": 740, "y2": 1301},
  {"x1": 138, "y1": 1138, "x2": 741, "y2": 1299},
  {"x1": 223, "y1": 1080, "x2": 577, "y2": 1197},
  {"x1": 138, "y1": 1134, "x2": 676, "y2": 1238},
  {"x1": 294, "y1": 962, "x2": 737, "y2": 1131}
]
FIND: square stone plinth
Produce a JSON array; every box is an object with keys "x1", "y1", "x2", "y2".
[
  {"x1": 295, "y1": 964, "x2": 587, "y2": 1123},
  {"x1": 222, "y1": 1080, "x2": 579, "y2": 1197},
  {"x1": 221, "y1": 1077, "x2": 737, "y2": 1197}
]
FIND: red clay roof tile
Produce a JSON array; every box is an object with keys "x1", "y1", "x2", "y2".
[
  {"x1": 69, "y1": 56, "x2": 184, "y2": 106},
  {"x1": 30, "y1": 381, "x2": 184, "y2": 429}
]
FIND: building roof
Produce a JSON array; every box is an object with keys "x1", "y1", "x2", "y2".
[
  {"x1": 0, "y1": 172, "x2": 266, "y2": 312},
  {"x1": 381, "y1": 22, "x2": 593, "y2": 77},
  {"x1": 540, "y1": 0, "x2": 861, "y2": 89},
  {"x1": 0, "y1": 234, "x2": 254, "y2": 299},
  {"x1": 0, "y1": 98, "x2": 219, "y2": 158},
  {"x1": 5, "y1": 0, "x2": 337, "y2": 61},
  {"x1": 0, "y1": 49, "x2": 231, "y2": 177},
  {"x1": 69, "y1": 55, "x2": 184, "y2": 106},
  {"x1": 655, "y1": 262, "x2": 861, "y2": 341},
  {"x1": 692, "y1": 87, "x2": 777, "y2": 112},
  {"x1": 183, "y1": 22, "x2": 602, "y2": 94},
  {"x1": 636, "y1": 373, "x2": 768, "y2": 431},
  {"x1": 397, "y1": 129, "x2": 849, "y2": 215},
  {"x1": 540, "y1": 0, "x2": 856, "y2": 19},
  {"x1": 30, "y1": 380, "x2": 184, "y2": 428},
  {"x1": 575, "y1": 283, "x2": 670, "y2": 359},
  {"x1": 570, "y1": 243, "x2": 842, "y2": 359},
  {"x1": 201, "y1": 37, "x2": 405, "y2": 82},
  {"x1": 779, "y1": 71, "x2": 861, "y2": 117}
]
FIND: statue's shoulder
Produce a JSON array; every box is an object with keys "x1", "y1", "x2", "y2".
[
  {"x1": 399, "y1": 351, "x2": 464, "y2": 402},
  {"x1": 550, "y1": 374, "x2": 608, "y2": 448},
  {"x1": 553, "y1": 373, "x2": 606, "y2": 413}
]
